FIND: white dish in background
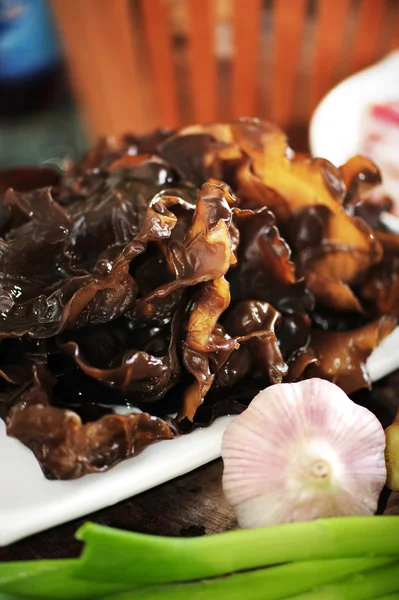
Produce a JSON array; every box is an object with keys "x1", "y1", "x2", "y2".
[
  {"x1": 1, "y1": 324, "x2": 399, "y2": 546},
  {"x1": 310, "y1": 50, "x2": 399, "y2": 235}
]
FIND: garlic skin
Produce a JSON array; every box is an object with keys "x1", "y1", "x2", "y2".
[{"x1": 222, "y1": 378, "x2": 387, "y2": 528}]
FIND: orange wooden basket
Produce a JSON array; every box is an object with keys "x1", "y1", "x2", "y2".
[{"x1": 51, "y1": 0, "x2": 399, "y2": 139}]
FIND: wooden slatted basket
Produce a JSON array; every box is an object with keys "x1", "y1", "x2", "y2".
[{"x1": 50, "y1": 0, "x2": 399, "y2": 139}]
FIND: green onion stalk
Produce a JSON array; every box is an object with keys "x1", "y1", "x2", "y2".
[
  {"x1": 101, "y1": 558, "x2": 399, "y2": 600},
  {"x1": 76, "y1": 517, "x2": 399, "y2": 585}
]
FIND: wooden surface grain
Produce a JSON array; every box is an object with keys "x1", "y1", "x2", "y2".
[{"x1": 1, "y1": 370, "x2": 398, "y2": 562}]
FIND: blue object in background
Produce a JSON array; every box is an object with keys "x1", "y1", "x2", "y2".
[
  {"x1": 0, "y1": 0, "x2": 62, "y2": 81},
  {"x1": 0, "y1": 0, "x2": 86, "y2": 168}
]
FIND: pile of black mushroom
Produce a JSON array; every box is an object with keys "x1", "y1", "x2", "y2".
[{"x1": 0, "y1": 119, "x2": 398, "y2": 479}]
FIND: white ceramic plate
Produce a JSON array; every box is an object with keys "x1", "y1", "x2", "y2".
[
  {"x1": 3, "y1": 69, "x2": 399, "y2": 546},
  {"x1": 310, "y1": 50, "x2": 399, "y2": 235},
  {"x1": 1, "y1": 325, "x2": 399, "y2": 546}
]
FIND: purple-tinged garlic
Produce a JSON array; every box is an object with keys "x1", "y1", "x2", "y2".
[
  {"x1": 385, "y1": 409, "x2": 399, "y2": 491},
  {"x1": 222, "y1": 378, "x2": 387, "y2": 528}
]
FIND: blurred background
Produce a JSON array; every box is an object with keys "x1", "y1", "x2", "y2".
[{"x1": 1, "y1": 0, "x2": 398, "y2": 168}]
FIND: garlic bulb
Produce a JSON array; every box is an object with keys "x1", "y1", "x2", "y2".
[{"x1": 222, "y1": 378, "x2": 387, "y2": 528}]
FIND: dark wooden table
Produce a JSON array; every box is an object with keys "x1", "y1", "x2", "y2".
[{"x1": 1, "y1": 370, "x2": 399, "y2": 562}]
